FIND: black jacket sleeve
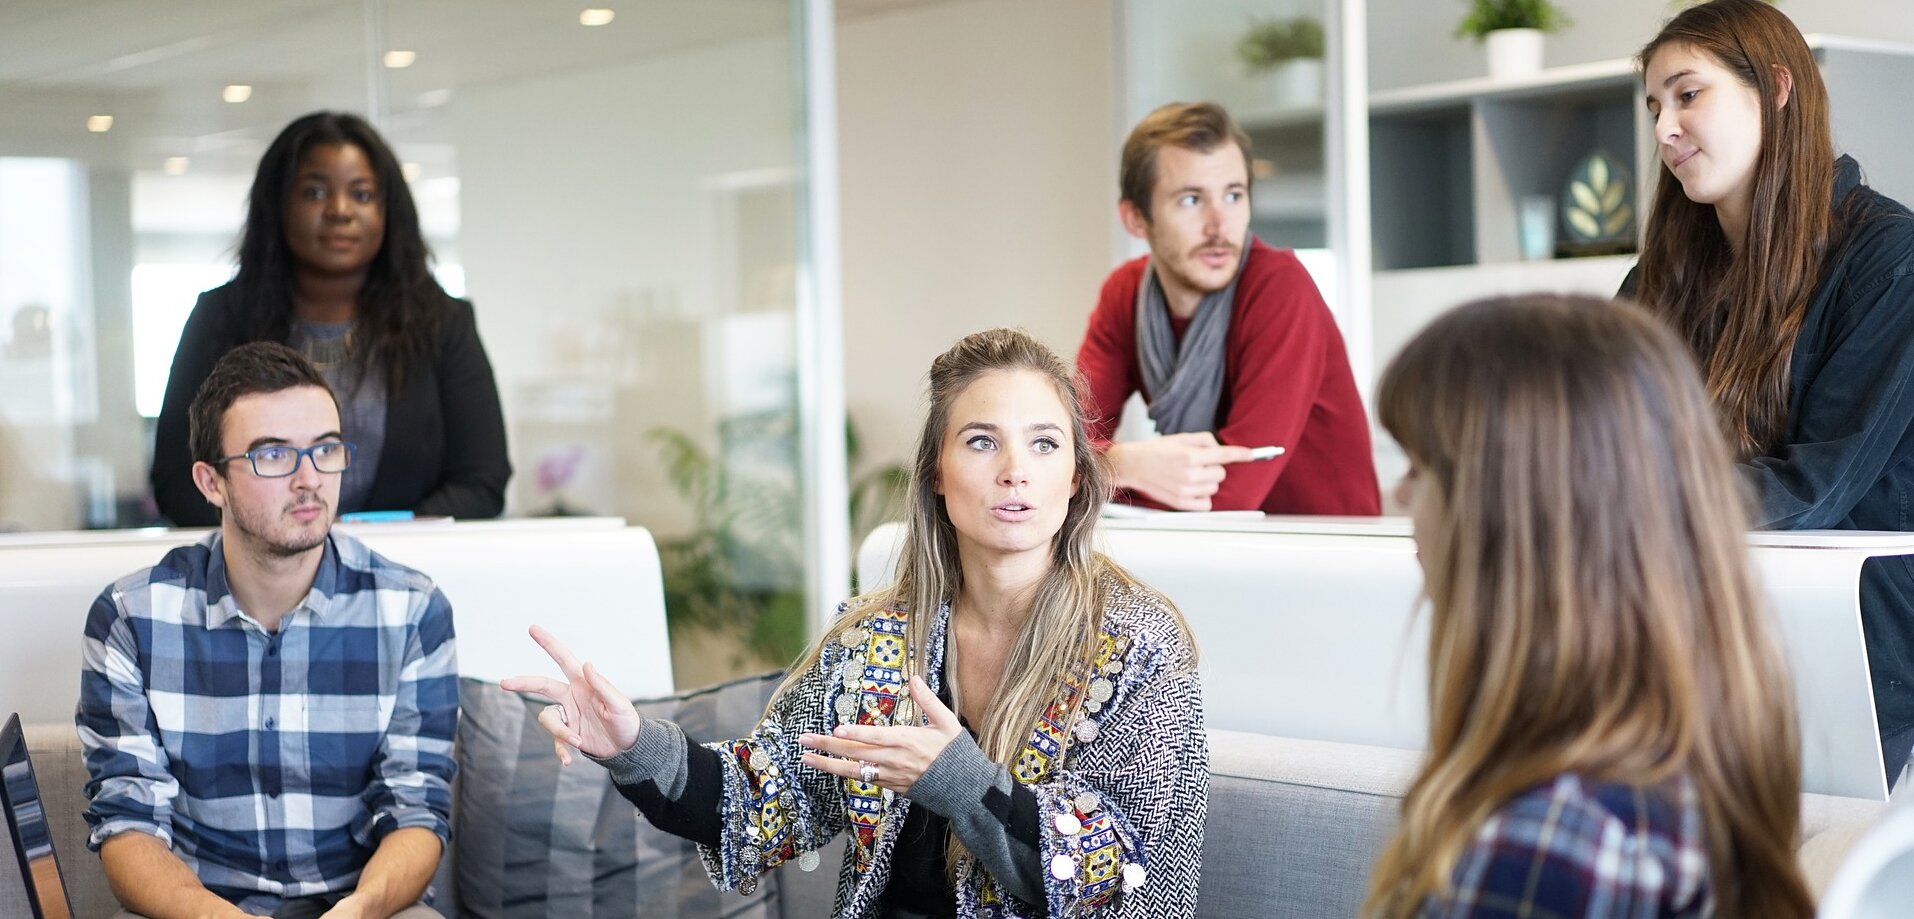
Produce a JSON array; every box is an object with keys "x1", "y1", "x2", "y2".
[
  {"x1": 408, "y1": 298, "x2": 510, "y2": 518},
  {"x1": 150, "y1": 290, "x2": 237, "y2": 526}
]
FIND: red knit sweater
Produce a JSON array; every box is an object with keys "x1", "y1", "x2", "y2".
[{"x1": 1077, "y1": 239, "x2": 1381, "y2": 515}]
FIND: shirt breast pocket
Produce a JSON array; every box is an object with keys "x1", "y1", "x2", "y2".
[{"x1": 297, "y1": 695, "x2": 389, "y2": 791}]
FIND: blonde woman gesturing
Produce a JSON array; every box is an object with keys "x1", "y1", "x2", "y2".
[{"x1": 507, "y1": 328, "x2": 1207, "y2": 919}]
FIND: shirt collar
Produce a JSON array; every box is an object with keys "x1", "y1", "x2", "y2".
[
  {"x1": 1833, "y1": 154, "x2": 1861, "y2": 207},
  {"x1": 202, "y1": 531, "x2": 341, "y2": 629}
]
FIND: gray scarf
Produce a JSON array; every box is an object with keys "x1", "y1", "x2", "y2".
[{"x1": 1135, "y1": 236, "x2": 1254, "y2": 435}]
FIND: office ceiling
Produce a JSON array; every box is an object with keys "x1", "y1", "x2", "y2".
[{"x1": 0, "y1": 0, "x2": 950, "y2": 173}]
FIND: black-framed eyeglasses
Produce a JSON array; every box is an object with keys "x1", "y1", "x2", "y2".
[{"x1": 214, "y1": 441, "x2": 355, "y2": 478}]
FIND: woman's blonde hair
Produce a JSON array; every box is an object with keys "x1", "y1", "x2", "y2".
[
  {"x1": 1364, "y1": 296, "x2": 1810, "y2": 918},
  {"x1": 773, "y1": 327, "x2": 1191, "y2": 873}
]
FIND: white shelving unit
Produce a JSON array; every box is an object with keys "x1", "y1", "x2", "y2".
[
  {"x1": 1367, "y1": 35, "x2": 1914, "y2": 277},
  {"x1": 1362, "y1": 36, "x2": 1914, "y2": 506}
]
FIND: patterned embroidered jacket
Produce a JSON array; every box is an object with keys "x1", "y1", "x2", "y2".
[{"x1": 695, "y1": 574, "x2": 1207, "y2": 918}]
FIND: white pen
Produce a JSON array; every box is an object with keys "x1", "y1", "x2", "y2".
[{"x1": 1248, "y1": 445, "x2": 1285, "y2": 461}]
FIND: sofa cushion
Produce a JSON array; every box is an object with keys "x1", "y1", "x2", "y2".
[
  {"x1": 1198, "y1": 730, "x2": 1419, "y2": 919},
  {"x1": 453, "y1": 673, "x2": 785, "y2": 919}
]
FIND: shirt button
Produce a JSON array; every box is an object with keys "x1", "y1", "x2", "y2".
[
  {"x1": 267, "y1": 646, "x2": 278, "y2": 657},
  {"x1": 264, "y1": 717, "x2": 276, "y2": 730}
]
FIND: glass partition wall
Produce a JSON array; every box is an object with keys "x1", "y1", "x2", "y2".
[
  {"x1": 1117, "y1": 0, "x2": 1372, "y2": 411},
  {"x1": 0, "y1": 0, "x2": 842, "y2": 686}
]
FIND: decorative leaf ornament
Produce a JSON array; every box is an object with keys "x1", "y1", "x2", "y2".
[{"x1": 1561, "y1": 150, "x2": 1634, "y2": 243}]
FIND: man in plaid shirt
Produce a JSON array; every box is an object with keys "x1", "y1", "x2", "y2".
[{"x1": 78, "y1": 343, "x2": 456, "y2": 919}]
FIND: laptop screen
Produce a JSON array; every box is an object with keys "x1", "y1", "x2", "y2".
[{"x1": 1, "y1": 713, "x2": 72, "y2": 919}]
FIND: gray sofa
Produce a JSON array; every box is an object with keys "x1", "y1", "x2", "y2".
[{"x1": 5, "y1": 693, "x2": 1887, "y2": 918}]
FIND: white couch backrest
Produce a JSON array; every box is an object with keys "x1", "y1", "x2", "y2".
[
  {"x1": 857, "y1": 516, "x2": 1907, "y2": 800},
  {"x1": 0, "y1": 517, "x2": 674, "y2": 725}
]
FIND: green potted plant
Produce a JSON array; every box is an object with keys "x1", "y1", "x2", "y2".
[
  {"x1": 1235, "y1": 15, "x2": 1325, "y2": 107},
  {"x1": 1455, "y1": 0, "x2": 1571, "y2": 79}
]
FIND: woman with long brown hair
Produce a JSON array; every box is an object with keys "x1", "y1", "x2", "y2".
[
  {"x1": 505, "y1": 328, "x2": 1206, "y2": 918},
  {"x1": 1626, "y1": 0, "x2": 1914, "y2": 787},
  {"x1": 1366, "y1": 296, "x2": 1812, "y2": 918}
]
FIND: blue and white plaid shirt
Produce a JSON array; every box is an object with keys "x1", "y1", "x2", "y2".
[
  {"x1": 1422, "y1": 773, "x2": 1711, "y2": 918},
  {"x1": 77, "y1": 530, "x2": 457, "y2": 912}
]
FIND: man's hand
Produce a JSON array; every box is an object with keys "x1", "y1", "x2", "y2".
[
  {"x1": 317, "y1": 893, "x2": 372, "y2": 919},
  {"x1": 1106, "y1": 432, "x2": 1258, "y2": 510}
]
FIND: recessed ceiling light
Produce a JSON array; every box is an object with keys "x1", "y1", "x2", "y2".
[
  {"x1": 383, "y1": 50, "x2": 417, "y2": 69},
  {"x1": 402, "y1": 162, "x2": 422, "y2": 182},
  {"x1": 86, "y1": 115, "x2": 114, "y2": 133},
  {"x1": 579, "y1": 8, "x2": 615, "y2": 26},
  {"x1": 417, "y1": 88, "x2": 453, "y2": 108},
  {"x1": 222, "y1": 84, "x2": 253, "y2": 103},
  {"x1": 164, "y1": 157, "x2": 190, "y2": 175}
]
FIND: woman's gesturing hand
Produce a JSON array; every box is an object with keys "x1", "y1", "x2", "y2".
[
  {"x1": 798, "y1": 676, "x2": 963, "y2": 794},
  {"x1": 500, "y1": 624, "x2": 641, "y2": 765}
]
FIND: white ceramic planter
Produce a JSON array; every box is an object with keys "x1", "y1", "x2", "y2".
[
  {"x1": 1270, "y1": 58, "x2": 1323, "y2": 107},
  {"x1": 1485, "y1": 28, "x2": 1544, "y2": 80}
]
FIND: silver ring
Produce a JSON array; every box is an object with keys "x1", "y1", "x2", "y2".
[
  {"x1": 857, "y1": 761, "x2": 879, "y2": 784},
  {"x1": 545, "y1": 704, "x2": 569, "y2": 726}
]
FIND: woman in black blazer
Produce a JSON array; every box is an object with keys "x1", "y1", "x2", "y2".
[{"x1": 151, "y1": 111, "x2": 509, "y2": 525}]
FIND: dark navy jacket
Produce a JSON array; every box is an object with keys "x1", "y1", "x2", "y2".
[{"x1": 1627, "y1": 155, "x2": 1914, "y2": 781}]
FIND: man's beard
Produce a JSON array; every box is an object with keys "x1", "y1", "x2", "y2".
[{"x1": 231, "y1": 495, "x2": 330, "y2": 557}]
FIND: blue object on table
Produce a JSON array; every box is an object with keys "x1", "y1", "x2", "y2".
[{"x1": 339, "y1": 510, "x2": 415, "y2": 523}]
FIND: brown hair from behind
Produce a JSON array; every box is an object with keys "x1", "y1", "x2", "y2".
[
  {"x1": 1365, "y1": 295, "x2": 1811, "y2": 918},
  {"x1": 188, "y1": 341, "x2": 338, "y2": 467},
  {"x1": 1119, "y1": 102, "x2": 1253, "y2": 221},
  {"x1": 1633, "y1": 0, "x2": 1834, "y2": 456}
]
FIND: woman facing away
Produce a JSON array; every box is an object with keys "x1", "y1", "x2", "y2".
[
  {"x1": 1627, "y1": 0, "x2": 1914, "y2": 785},
  {"x1": 1364, "y1": 296, "x2": 1813, "y2": 918},
  {"x1": 151, "y1": 110, "x2": 509, "y2": 526},
  {"x1": 506, "y1": 328, "x2": 1207, "y2": 918}
]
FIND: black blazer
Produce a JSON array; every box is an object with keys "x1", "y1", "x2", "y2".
[{"x1": 150, "y1": 283, "x2": 512, "y2": 525}]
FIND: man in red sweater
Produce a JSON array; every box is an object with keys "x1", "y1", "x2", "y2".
[{"x1": 1078, "y1": 102, "x2": 1379, "y2": 514}]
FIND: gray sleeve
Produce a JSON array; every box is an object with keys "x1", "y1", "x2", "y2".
[
  {"x1": 906, "y1": 731, "x2": 1047, "y2": 905},
  {"x1": 588, "y1": 718, "x2": 692, "y2": 799}
]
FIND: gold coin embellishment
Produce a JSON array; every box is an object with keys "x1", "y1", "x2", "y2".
[
  {"x1": 1073, "y1": 792, "x2": 1101, "y2": 813},
  {"x1": 835, "y1": 695, "x2": 859, "y2": 720},
  {"x1": 840, "y1": 627, "x2": 870, "y2": 647},
  {"x1": 798, "y1": 849, "x2": 821, "y2": 872},
  {"x1": 1049, "y1": 854, "x2": 1078, "y2": 881},
  {"x1": 1122, "y1": 863, "x2": 1147, "y2": 890},
  {"x1": 748, "y1": 749, "x2": 771, "y2": 771},
  {"x1": 1102, "y1": 659, "x2": 1123, "y2": 675},
  {"x1": 1072, "y1": 719, "x2": 1100, "y2": 743},
  {"x1": 740, "y1": 876, "x2": 759, "y2": 896},
  {"x1": 841, "y1": 661, "x2": 864, "y2": 682},
  {"x1": 1083, "y1": 698, "x2": 1102, "y2": 714},
  {"x1": 1054, "y1": 812, "x2": 1083, "y2": 835}
]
